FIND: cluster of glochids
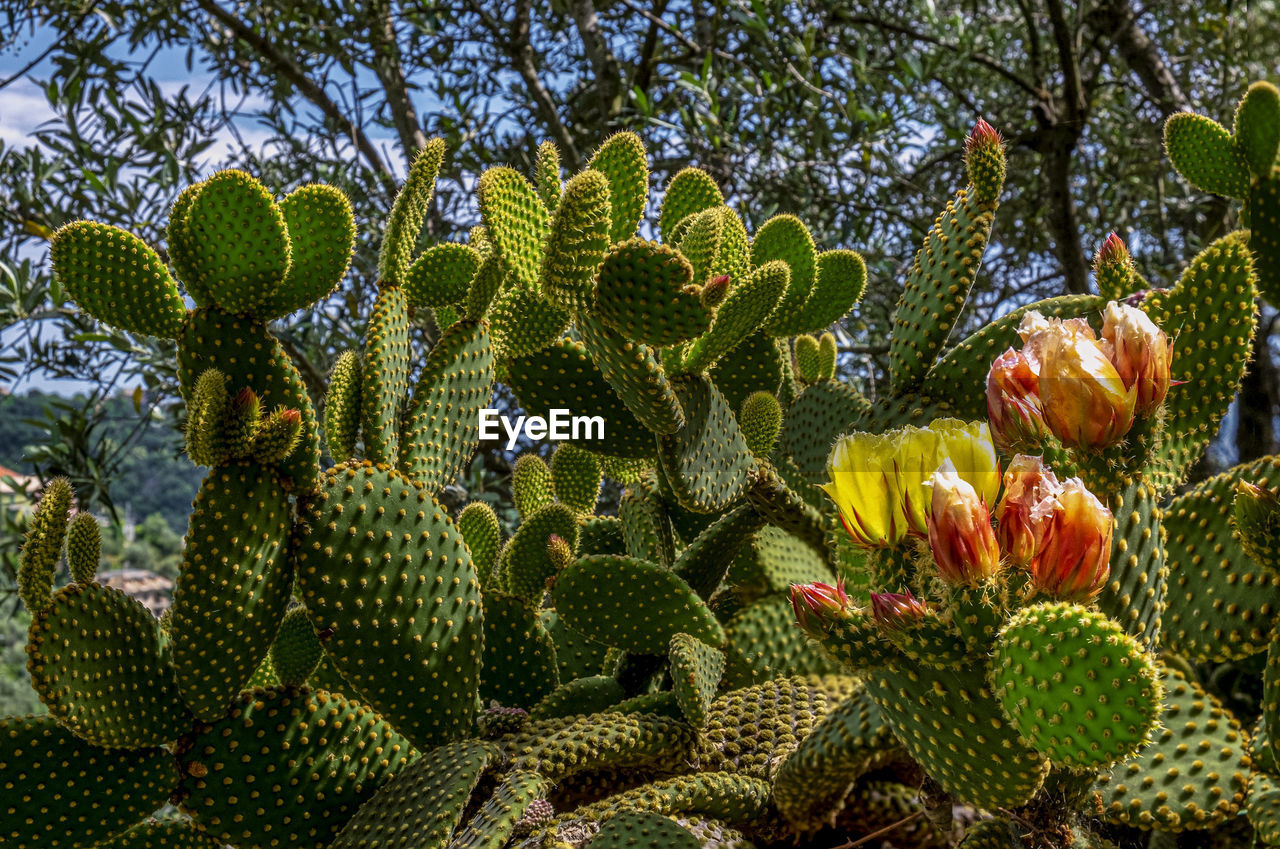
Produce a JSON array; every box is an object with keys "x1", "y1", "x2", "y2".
[{"x1": 5, "y1": 81, "x2": 1280, "y2": 849}]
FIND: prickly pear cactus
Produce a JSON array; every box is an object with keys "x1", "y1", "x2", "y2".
[{"x1": 10, "y1": 84, "x2": 1280, "y2": 849}]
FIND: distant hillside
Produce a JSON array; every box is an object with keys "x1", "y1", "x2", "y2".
[{"x1": 0, "y1": 391, "x2": 202, "y2": 534}]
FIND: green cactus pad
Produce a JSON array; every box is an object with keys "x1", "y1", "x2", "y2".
[
  {"x1": 1249, "y1": 770, "x2": 1280, "y2": 846},
  {"x1": 185, "y1": 369, "x2": 229, "y2": 467},
  {"x1": 27, "y1": 582, "x2": 192, "y2": 747},
  {"x1": 490, "y1": 284, "x2": 571, "y2": 358},
  {"x1": 589, "y1": 132, "x2": 649, "y2": 244},
  {"x1": 295, "y1": 462, "x2": 483, "y2": 749},
  {"x1": 773, "y1": 684, "x2": 898, "y2": 829},
  {"x1": 990, "y1": 601, "x2": 1162, "y2": 769},
  {"x1": 721, "y1": 593, "x2": 841, "y2": 689},
  {"x1": 540, "y1": 169, "x2": 612, "y2": 312},
  {"x1": 1142, "y1": 232, "x2": 1258, "y2": 489},
  {"x1": 678, "y1": 206, "x2": 725, "y2": 289},
  {"x1": 177, "y1": 308, "x2": 321, "y2": 493},
  {"x1": 1265, "y1": 633, "x2": 1280, "y2": 772},
  {"x1": 466, "y1": 249, "x2": 507, "y2": 321},
  {"x1": 1234, "y1": 81, "x2": 1280, "y2": 177},
  {"x1": 505, "y1": 501, "x2": 580, "y2": 601},
  {"x1": 269, "y1": 606, "x2": 323, "y2": 687},
  {"x1": 924, "y1": 293, "x2": 1104, "y2": 417},
  {"x1": 531, "y1": 674, "x2": 627, "y2": 720},
  {"x1": 746, "y1": 216, "x2": 813, "y2": 338},
  {"x1": 1254, "y1": 173, "x2": 1280, "y2": 306},
  {"x1": 459, "y1": 501, "x2": 503, "y2": 585},
  {"x1": 585, "y1": 811, "x2": 701, "y2": 848},
  {"x1": 324, "y1": 350, "x2": 362, "y2": 461},
  {"x1": 93, "y1": 818, "x2": 226, "y2": 849},
  {"x1": 700, "y1": 675, "x2": 857, "y2": 779},
  {"x1": 542, "y1": 610, "x2": 613, "y2": 682},
  {"x1": 1165, "y1": 112, "x2": 1250, "y2": 198},
  {"x1": 778, "y1": 378, "x2": 871, "y2": 483},
  {"x1": 65, "y1": 511, "x2": 100, "y2": 585},
  {"x1": 0, "y1": 715, "x2": 179, "y2": 849},
  {"x1": 179, "y1": 686, "x2": 417, "y2": 848},
  {"x1": 1095, "y1": 666, "x2": 1249, "y2": 831},
  {"x1": 1096, "y1": 478, "x2": 1167, "y2": 646},
  {"x1": 618, "y1": 487, "x2": 675, "y2": 569},
  {"x1": 360, "y1": 284, "x2": 411, "y2": 466},
  {"x1": 958, "y1": 820, "x2": 1019, "y2": 848},
  {"x1": 507, "y1": 711, "x2": 696, "y2": 780},
  {"x1": 507, "y1": 339, "x2": 656, "y2": 460},
  {"x1": 552, "y1": 554, "x2": 724, "y2": 653},
  {"x1": 1162, "y1": 455, "x2": 1280, "y2": 662},
  {"x1": 17, "y1": 476, "x2": 72, "y2": 615},
  {"x1": 51, "y1": 221, "x2": 187, "y2": 339},
  {"x1": 659, "y1": 168, "x2": 724, "y2": 244},
  {"x1": 451, "y1": 770, "x2": 550, "y2": 849},
  {"x1": 793, "y1": 335, "x2": 821, "y2": 384},
  {"x1": 261, "y1": 183, "x2": 356, "y2": 319},
  {"x1": 709, "y1": 332, "x2": 785, "y2": 415},
  {"x1": 400, "y1": 318, "x2": 496, "y2": 490},
  {"x1": 402, "y1": 242, "x2": 482, "y2": 308},
  {"x1": 727, "y1": 526, "x2": 834, "y2": 596},
  {"x1": 329, "y1": 739, "x2": 497, "y2": 849},
  {"x1": 592, "y1": 239, "x2": 709, "y2": 348},
  {"x1": 172, "y1": 170, "x2": 291, "y2": 313},
  {"x1": 671, "y1": 503, "x2": 763, "y2": 600},
  {"x1": 512, "y1": 453, "x2": 555, "y2": 519},
  {"x1": 669, "y1": 633, "x2": 725, "y2": 727},
  {"x1": 550, "y1": 443, "x2": 603, "y2": 514},
  {"x1": 657, "y1": 375, "x2": 751, "y2": 513},
  {"x1": 536, "y1": 141, "x2": 562, "y2": 212},
  {"x1": 378, "y1": 138, "x2": 447, "y2": 285},
  {"x1": 680, "y1": 261, "x2": 788, "y2": 375},
  {"x1": 478, "y1": 166, "x2": 549, "y2": 290},
  {"x1": 480, "y1": 591, "x2": 559, "y2": 708},
  {"x1": 564, "y1": 773, "x2": 771, "y2": 830},
  {"x1": 579, "y1": 315, "x2": 686, "y2": 435},
  {"x1": 169, "y1": 461, "x2": 293, "y2": 721},
  {"x1": 865, "y1": 664, "x2": 1049, "y2": 810},
  {"x1": 888, "y1": 184, "x2": 997, "y2": 394},
  {"x1": 790, "y1": 249, "x2": 868, "y2": 335}
]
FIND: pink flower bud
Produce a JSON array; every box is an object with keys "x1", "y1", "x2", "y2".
[
  {"x1": 995, "y1": 454, "x2": 1063, "y2": 567},
  {"x1": 986, "y1": 348, "x2": 1049, "y2": 451},
  {"x1": 790, "y1": 580, "x2": 852, "y2": 637},
  {"x1": 869, "y1": 591, "x2": 928, "y2": 631}
]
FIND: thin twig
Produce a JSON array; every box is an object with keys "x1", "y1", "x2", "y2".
[{"x1": 832, "y1": 810, "x2": 924, "y2": 849}]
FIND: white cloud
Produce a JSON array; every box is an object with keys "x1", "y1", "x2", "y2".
[{"x1": 0, "y1": 79, "x2": 59, "y2": 149}]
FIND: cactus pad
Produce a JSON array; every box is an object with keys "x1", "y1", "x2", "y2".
[
  {"x1": 269, "y1": 605, "x2": 323, "y2": 687},
  {"x1": 1164, "y1": 112, "x2": 1250, "y2": 198},
  {"x1": 579, "y1": 315, "x2": 686, "y2": 435},
  {"x1": 1095, "y1": 666, "x2": 1249, "y2": 831},
  {"x1": 360, "y1": 284, "x2": 412, "y2": 466},
  {"x1": 169, "y1": 461, "x2": 293, "y2": 721},
  {"x1": 657, "y1": 375, "x2": 751, "y2": 512},
  {"x1": 172, "y1": 170, "x2": 291, "y2": 313},
  {"x1": 402, "y1": 242, "x2": 482, "y2": 308},
  {"x1": 178, "y1": 686, "x2": 416, "y2": 848},
  {"x1": 51, "y1": 221, "x2": 187, "y2": 339},
  {"x1": 669, "y1": 632, "x2": 725, "y2": 726},
  {"x1": 0, "y1": 715, "x2": 179, "y2": 849},
  {"x1": 592, "y1": 239, "x2": 709, "y2": 348},
  {"x1": 659, "y1": 168, "x2": 724, "y2": 243},
  {"x1": 295, "y1": 462, "x2": 483, "y2": 749},
  {"x1": 504, "y1": 501, "x2": 580, "y2": 601},
  {"x1": 324, "y1": 350, "x2": 362, "y2": 461},
  {"x1": 507, "y1": 339, "x2": 656, "y2": 460},
  {"x1": 680, "y1": 260, "x2": 788, "y2": 374},
  {"x1": 1162, "y1": 455, "x2": 1280, "y2": 661},
  {"x1": 990, "y1": 601, "x2": 1162, "y2": 769},
  {"x1": 480, "y1": 592, "x2": 559, "y2": 708},
  {"x1": 550, "y1": 443, "x2": 603, "y2": 514},
  {"x1": 552, "y1": 554, "x2": 725, "y2": 653},
  {"x1": 27, "y1": 582, "x2": 192, "y2": 747},
  {"x1": 588, "y1": 132, "x2": 649, "y2": 243},
  {"x1": 330, "y1": 739, "x2": 497, "y2": 849},
  {"x1": 478, "y1": 166, "x2": 549, "y2": 290},
  {"x1": 541, "y1": 169, "x2": 612, "y2": 312},
  {"x1": 790, "y1": 249, "x2": 868, "y2": 335},
  {"x1": 399, "y1": 318, "x2": 496, "y2": 490},
  {"x1": 262, "y1": 183, "x2": 356, "y2": 318}
]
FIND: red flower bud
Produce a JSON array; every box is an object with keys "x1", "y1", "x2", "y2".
[
  {"x1": 995, "y1": 454, "x2": 1062, "y2": 567},
  {"x1": 790, "y1": 580, "x2": 852, "y2": 637},
  {"x1": 1028, "y1": 478, "x2": 1114, "y2": 602},
  {"x1": 926, "y1": 460, "x2": 1001, "y2": 585},
  {"x1": 869, "y1": 591, "x2": 929, "y2": 631},
  {"x1": 986, "y1": 348, "x2": 1049, "y2": 452}
]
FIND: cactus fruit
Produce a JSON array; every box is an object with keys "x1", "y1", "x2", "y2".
[{"x1": 18, "y1": 94, "x2": 1280, "y2": 847}]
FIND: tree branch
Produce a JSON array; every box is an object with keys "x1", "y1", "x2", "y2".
[
  {"x1": 194, "y1": 0, "x2": 396, "y2": 193},
  {"x1": 1090, "y1": 0, "x2": 1191, "y2": 116},
  {"x1": 566, "y1": 0, "x2": 625, "y2": 122},
  {"x1": 365, "y1": 0, "x2": 430, "y2": 156}
]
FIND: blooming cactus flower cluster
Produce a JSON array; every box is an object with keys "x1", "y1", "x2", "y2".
[{"x1": 987, "y1": 292, "x2": 1172, "y2": 452}]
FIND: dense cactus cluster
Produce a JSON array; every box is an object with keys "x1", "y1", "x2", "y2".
[{"x1": 7, "y1": 80, "x2": 1280, "y2": 849}]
